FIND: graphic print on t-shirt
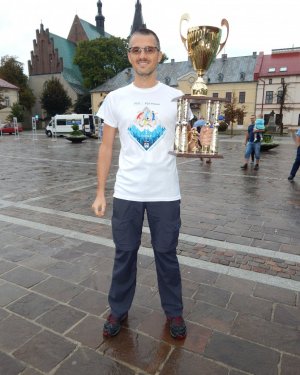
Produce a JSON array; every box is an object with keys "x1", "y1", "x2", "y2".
[{"x1": 128, "y1": 106, "x2": 166, "y2": 151}]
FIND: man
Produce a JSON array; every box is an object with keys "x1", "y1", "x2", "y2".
[
  {"x1": 288, "y1": 128, "x2": 300, "y2": 181},
  {"x1": 241, "y1": 114, "x2": 264, "y2": 171},
  {"x1": 92, "y1": 28, "x2": 187, "y2": 340}
]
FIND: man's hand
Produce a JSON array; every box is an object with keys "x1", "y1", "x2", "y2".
[{"x1": 92, "y1": 195, "x2": 106, "y2": 217}]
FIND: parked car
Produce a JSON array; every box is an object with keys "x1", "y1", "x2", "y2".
[{"x1": 0, "y1": 123, "x2": 23, "y2": 135}]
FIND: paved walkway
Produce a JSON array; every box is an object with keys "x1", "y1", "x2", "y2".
[{"x1": 0, "y1": 131, "x2": 299, "y2": 375}]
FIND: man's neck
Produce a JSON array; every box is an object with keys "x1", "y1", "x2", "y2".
[{"x1": 133, "y1": 76, "x2": 159, "y2": 89}]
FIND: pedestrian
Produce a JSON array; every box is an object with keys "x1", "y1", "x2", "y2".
[
  {"x1": 288, "y1": 128, "x2": 300, "y2": 181},
  {"x1": 241, "y1": 114, "x2": 263, "y2": 171},
  {"x1": 92, "y1": 28, "x2": 188, "y2": 340}
]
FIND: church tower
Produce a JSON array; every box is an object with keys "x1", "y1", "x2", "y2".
[
  {"x1": 130, "y1": 0, "x2": 146, "y2": 35},
  {"x1": 95, "y1": 0, "x2": 105, "y2": 36}
]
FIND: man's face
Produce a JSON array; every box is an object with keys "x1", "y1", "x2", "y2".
[
  {"x1": 250, "y1": 116, "x2": 256, "y2": 123},
  {"x1": 128, "y1": 34, "x2": 162, "y2": 78}
]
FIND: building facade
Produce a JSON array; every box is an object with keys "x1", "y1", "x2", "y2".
[{"x1": 0, "y1": 78, "x2": 19, "y2": 123}]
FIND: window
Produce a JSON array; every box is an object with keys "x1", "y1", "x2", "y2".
[
  {"x1": 269, "y1": 79, "x2": 272, "y2": 84},
  {"x1": 280, "y1": 67, "x2": 287, "y2": 72},
  {"x1": 218, "y1": 73, "x2": 224, "y2": 82},
  {"x1": 277, "y1": 90, "x2": 283, "y2": 104},
  {"x1": 268, "y1": 67, "x2": 275, "y2": 73},
  {"x1": 165, "y1": 76, "x2": 171, "y2": 85},
  {"x1": 240, "y1": 72, "x2": 245, "y2": 81},
  {"x1": 4, "y1": 96, "x2": 10, "y2": 107},
  {"x1": 212, "y1": 93, "x2": 218, "y2": 98},
  {"x1": 265, "y1": 91, "x2": 273, "y2": 104},
  {"x1": 239, "y1": 92, "x2": 245, "y2": 103},
  {"x1": 225, "y1": 92, "x2": 232, "y2": 102},
  {"x1": 281, "y1": 78, "x2": 285, "y2": 84}
]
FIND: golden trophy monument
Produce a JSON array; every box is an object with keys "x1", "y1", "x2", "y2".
[{"x1": 170, "y1": 14, "x2": 229, "y2": 159}]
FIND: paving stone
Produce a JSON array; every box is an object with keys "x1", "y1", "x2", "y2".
[
  {"x1": 21, "y1": 368, "x2": 43, "y2": 375},
  {"x1": 0, "y1": 259, "x2": 17, "y2": 275},
  {"x1": 215, "y1": 274, "x2": 255, "y2": 295},
  {"x1": 205, "y1": 331, "x2": 280, "y2": 375},
  {"x1": 21, "y1": 254, "x2": 59, "y2": 271},
  {"x1": 228, "y1": 293, "x2": 273, "y2": 320},
  {"x1": 188, "y1": 301, "x2": 237, "y2": 333},
  {"x1": 280, "y1": 354, "x2": 300, "y2": 375},
  {"x1": 54, "y1": 346, "x2": 135, "y2": 375},
  {"x1": 194, "y1": 284, "x2": 232, "y2": 307},
  {"x1": 44, "y1": 261, "x2": 92, "y2": 283},
  {"x1": 36, "y1": 304, "x2": 86, "y2": 333},
  {"x1": 13, "y1": 330, "x2": 76, "y2": 373},
  {"x1": 181, "y1": 266, "x2": 218, "y2": 285},
  {"x1": 160, "y1": 348, "x2": 229, "y2": 375},
  {"x1": 99, "y1": 328, "x2": 171, "y2": 374},
  {"x1": 32, "y1": 276, "x2": 84, "y2": 302},
  {"x1": 253, "y1": 283, "x2": 297, "y2": 305},
  {"x1": 0, "y1": 315, "x2": 41, "y2": 351},
  {"x1": 0, "y1": 282, "x2": 28, "y2": 307},
  {"x1": 67, "y1": 315, "x2": 104, "y2": 349},
  {"x1": 69, "y1": 289, "x2": 108, "y2": 315},
  {"x1": 273, "y1": 303, "x2": 300, "y2": 328},
  {"x1": 52, "y1": 247, "x2": 84, "y2": 261},
  {"x1": 7, "y1": 292, "x2": 57, "y2": 319},
  {"x1": 0, "y1": 351, "x2": 26, "y2": 375},
  {"x1": 0, "y1": 307, "x2": 9, "y2": 321},
  {"x1": 0, "y1": 266, "x2": 48, "y2": 288},
  {"x1": 0, "y1": 246, "x2": 34, "y2": 262},
  {"x1": 232, "y1": 313, "x2": 300, "y2": 356},
  {"x1": 79, "y1": 270, "x2": 112, "y2": 293}
]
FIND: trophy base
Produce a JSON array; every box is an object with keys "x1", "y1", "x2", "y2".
[
  {"x1": 191, "y1": 76, "x2": 208, "y2": 96},
  {"x1": 169, "y1": 151, "x2": 223, "y2": 159}
]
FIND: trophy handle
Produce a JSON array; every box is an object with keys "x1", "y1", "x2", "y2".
[
  {"x1": 179, "y1": 13, "x2": 190, "y2": 51},
  {"x1": 217, "y1": 19, "x2": 229, "y2": 55}
]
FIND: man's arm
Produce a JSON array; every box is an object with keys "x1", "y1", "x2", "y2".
[{"x1": 92, "y1": 125, "x2": 117, "y2": 217}]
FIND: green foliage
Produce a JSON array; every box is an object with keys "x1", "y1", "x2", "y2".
[
  {"x1": 0, "y1": 90, "x2": 5, "y2": 110},
  {"x1": 0, "y1": 56, "x2": 35, "y2": 111},
  {"x1": 73, "y1": 93, "x2": 91, "y2": 114},
  {"x1": 223, "y1": 93, "x2": 247, "y2": 136},
  {"x1": 70, "y1": 124, "x2": 84, "y2": 136},
  {"x1": 74, "y1": 37, "x2": 130, "y2": 89},
  {"x1": 7, "y1": 103, "x2": 24, "y2": 122},
  {"x1": 218, "y1": 121, "x2": 228, "y2": 132},
  {"x1": 40, "y1": 77, "x2": 72, "y2": 117}
]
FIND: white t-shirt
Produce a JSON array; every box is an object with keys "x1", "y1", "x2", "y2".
[{"x1": 97, "y1": 82, "x2": 184, "y2": 202}]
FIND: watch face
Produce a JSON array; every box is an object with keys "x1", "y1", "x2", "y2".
[{"x1": 188, "y1": 76, "x2": 195, "y2": 84}]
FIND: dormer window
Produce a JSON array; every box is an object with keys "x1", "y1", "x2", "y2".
[
  {"x1": 218, "y1": 73, "x2": 224, "y2": 82},
  {"x1": 165, "y1": 76, "x2": 171, "y2": 85},
  {"x1": 240, "y1": 72, "x2": 245, "y2": 81},
  {"x1": 280, "y1": 67, "x2": 287, "y2": 72},
  {"x1": 268, "y1": 67, "x2": 276, "y2": 73}
]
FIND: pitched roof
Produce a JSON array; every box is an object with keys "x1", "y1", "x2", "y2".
[
  {"x1": 254, "y1": 48, "x2": 300, "y2": 79},
  {"x1": 0, "y1": 78, "x2": 19, "y2": 90},
  {"x1": 80, "y1": 18, "x2": 112, "y2": 40},
  {"x1": 91, "y1": 60, "x2": 194, "y2": 92},
  {"x1": 205, "y1": 54, "x2": 257, "y2": 83}
]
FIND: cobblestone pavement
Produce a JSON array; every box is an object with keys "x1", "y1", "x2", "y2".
[{"x1": 0, "y1": 131, "x2": 300, "y2": 375}]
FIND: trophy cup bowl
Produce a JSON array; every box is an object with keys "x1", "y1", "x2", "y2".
[{"x1": 180, "y1": 14, "x2": 229, "y2": 96}]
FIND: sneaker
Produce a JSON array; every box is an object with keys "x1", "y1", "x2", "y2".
[
  {"x1": 167, "y1": 316, "x2": 187, "y2": 339},
  {"x1": 103, "y1": 313, "x2": 128, "y2": 337},
  {"x1": 254, "y1": 164, "x2": 259, "y2": 170},
  {"x1": 240, "y1": 164, "x2": 248, "y2": 170},
  {"x1": 288, "y1": 175, "x2": 294, "y2": 181}
]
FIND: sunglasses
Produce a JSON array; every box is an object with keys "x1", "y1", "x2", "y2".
[{"x1": 128, "y1": 46, "x2": 160, "y2": 55}]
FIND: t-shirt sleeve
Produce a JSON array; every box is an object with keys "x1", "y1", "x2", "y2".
[{"x1": 96, "y1": 94, "x2": 118, "y2": 128}]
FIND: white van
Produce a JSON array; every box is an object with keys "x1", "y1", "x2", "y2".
[{"x1": 45, "y1": 114, "x2": 95, "y2": 137}]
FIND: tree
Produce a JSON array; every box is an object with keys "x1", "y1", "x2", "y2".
[
  {"x1": 0, "y1": 90, "x2": 6, "y2": 110},
  {"x1": 73, "y1": 93, "x2": 91, "y2": 114},
  {"x1": 40, "y1": 77, "x2": 72, "y2": 117},
  {"x1": 7, "y1": 103, "x2": 24, "y2": 122},
  {"x1": 223, "y1": 93, "x2": 247, "y2": 136},
  {"x1": 0, "y1": 56, "x2": 35, "y2": 111},
  {"x1": 275, "y1": 79, "x2": 292, "y2": 136},
  {"x1": 74, "y1": 37, "x2": 130, "y2": 89}
]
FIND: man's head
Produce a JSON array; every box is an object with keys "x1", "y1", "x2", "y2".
[
  {"x1": 250, "y1": 115, "x2": 256, "y2": 123},
  {"x1": 127, "y1": 28, "x2": 162, "y2": 80}
]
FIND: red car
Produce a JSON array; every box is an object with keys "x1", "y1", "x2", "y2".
[{"x1": 0, "y1": 123, "x2": 23, "y2": 135}]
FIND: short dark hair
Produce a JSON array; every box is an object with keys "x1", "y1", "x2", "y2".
[{"x1": 129, "y1": 28, "x2": 161, "y2": 50}]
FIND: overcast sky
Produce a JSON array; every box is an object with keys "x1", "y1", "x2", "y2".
[{"x1": 1, "y1": 0, "x2": 299, "y2": 76}]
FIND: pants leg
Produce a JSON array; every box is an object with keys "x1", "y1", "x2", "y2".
[
  {"x1": 109, "y1": 198, "x2": 144, "y2": 317},
  {"x1": 254, "y1": 142, "x2": 261, "y2": 161},
  {"x1": 146, "y1": 200, "x2": 183, "y2": 317},
  {"x1": 290, "y1": 146, "x2": 300, "y2": 177}
]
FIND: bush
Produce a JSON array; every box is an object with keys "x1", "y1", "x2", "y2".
[
  {"x1": 70, "y1": 124, "x2": 84, "y2": 136},
  {"x1": 218, "y1": 120, "x2": 228, "y2": 132}
]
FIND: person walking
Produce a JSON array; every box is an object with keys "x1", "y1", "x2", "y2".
[
  {"x1": 241, "y1": 114, "x2": 263, "y2": 171},
  {"x1": 288, "y1": 128, "x2": 300, "y2": 181},
  {"x1": 92, "y1": 28, "x2": 187, "y2": 340}
]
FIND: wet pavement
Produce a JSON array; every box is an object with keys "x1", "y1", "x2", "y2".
[{"x1": 0, "y1": 130, "x2": 300, "y2": 375}]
